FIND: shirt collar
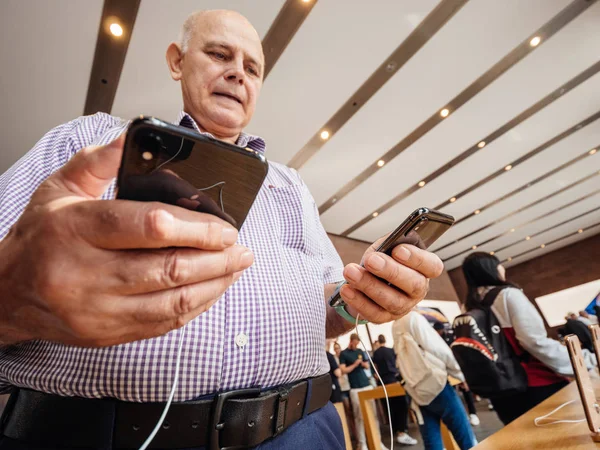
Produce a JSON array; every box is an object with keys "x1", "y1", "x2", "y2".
[{"x1": 175, "y1": 111, "x2": 266, "y2": 154}]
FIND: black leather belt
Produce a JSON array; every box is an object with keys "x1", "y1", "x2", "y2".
[{"x1": 0, "y1": 373, "x2": 331, "y2": 449}]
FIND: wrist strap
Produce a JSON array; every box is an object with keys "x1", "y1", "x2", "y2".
[{"x1": 334, "y1": 303, "x2": 369, "y2": 325}]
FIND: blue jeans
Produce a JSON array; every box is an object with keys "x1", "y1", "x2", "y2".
[
  {"x1": 0, "y1": 402, "x2": 344, "y2": 450},
  {"x1": 419, "y1": 383, "x2": 477, "y2": 450}
]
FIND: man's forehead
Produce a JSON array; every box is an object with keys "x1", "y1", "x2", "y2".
[{"x1": 192, "y1": 11, "x2": 263, "y2": 62}]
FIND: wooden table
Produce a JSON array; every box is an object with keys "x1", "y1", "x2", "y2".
[
  {"x1": 475, "y1": 381, "x2": 600, "y2": 449},
  {"x1": 358, "y1": 378, "x2": 461, "y2": 450}
]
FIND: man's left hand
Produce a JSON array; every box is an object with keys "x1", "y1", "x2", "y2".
[{"x1": 339, "y1": 238, "x2": 444, "y2": 324}]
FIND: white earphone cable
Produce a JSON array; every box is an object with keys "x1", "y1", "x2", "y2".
[
  {"x1": 138, "y1": 325, "x2": 187, "y2": 450},
  {"x1": 355, "y1": 313, "x2": 394, "y2": 450}
]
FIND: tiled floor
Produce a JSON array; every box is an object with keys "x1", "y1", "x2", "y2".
[{"x1": 379, "y1": 398, "x2": 504, "y2": 450}]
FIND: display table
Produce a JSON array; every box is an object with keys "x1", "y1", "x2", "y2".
[
  {"x1": 475, "y1": 381, "x2": 600, "y2": 449},
  {"x1": 358, "y1": 378, "x2": 461, "y2": 450}
]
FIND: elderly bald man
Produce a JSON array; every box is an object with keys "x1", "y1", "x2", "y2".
[{"x1": 0, "y1": 10, "x2": 443, "y2": 449}]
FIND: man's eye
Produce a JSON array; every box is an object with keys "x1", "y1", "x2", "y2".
[
  {"x1": 246, "y1": 66, "x2": 258, "y2": 76},
  {"x1": 210, "y1": 52, "x2": 226, "y2": 60}
]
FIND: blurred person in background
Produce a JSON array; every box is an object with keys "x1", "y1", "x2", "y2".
[
  {"x1": 372, "y1": 334, "x2": 418, "y2": 446},
  {"x1": 461, "y1": 252, "x2": 596, "y2": 424}
]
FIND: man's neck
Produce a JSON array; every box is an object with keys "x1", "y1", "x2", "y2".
[{"x1": 184, "y1": 112, "x2": 241, "y2": 145}]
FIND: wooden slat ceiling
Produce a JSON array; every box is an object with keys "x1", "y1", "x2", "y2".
[{"x1": 2, "y1": 0, "x2": 599, "y2": 271}]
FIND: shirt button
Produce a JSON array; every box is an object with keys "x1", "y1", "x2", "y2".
[{"x1": 235, "y1": 333, "x2": 248, "y2": 349}]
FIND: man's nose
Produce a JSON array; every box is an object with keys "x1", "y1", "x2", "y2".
[{"x1": 225, "y1": 60, "x2": 245, "y2": 85}]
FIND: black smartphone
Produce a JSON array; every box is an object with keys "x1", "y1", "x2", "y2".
[
  {"x1": 329, "y1": 207, "x2": 455, "y2": 307},
  {"x1": 117, "y1": 116, "x2": 269, "y2": 229}
]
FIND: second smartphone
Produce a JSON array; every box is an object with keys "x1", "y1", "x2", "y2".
[{"x1": 329, "y1": 207, "x2": 455, "y2": 308}]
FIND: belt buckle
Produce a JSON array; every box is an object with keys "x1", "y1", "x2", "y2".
[{"x1": 209, "y1": 387, "x2": 261, "y2": 450}]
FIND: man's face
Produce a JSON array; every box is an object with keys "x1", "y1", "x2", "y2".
[
  {"x1": 171, "y1": 11, "x2": 264, "y2": 139},
  {"x1": 349, "y1": 338, "x2": 359, "y2": 350}
]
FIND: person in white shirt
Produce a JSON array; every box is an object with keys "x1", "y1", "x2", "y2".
[{"x1": 393, "y1": 311, "x2": 477, "y2": 450}]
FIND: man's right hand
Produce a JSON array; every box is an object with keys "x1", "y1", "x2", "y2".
[{"x1": 0, "y1": 136, "x2": 254, "y2": 347}]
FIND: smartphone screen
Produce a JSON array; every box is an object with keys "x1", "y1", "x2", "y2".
[{"x1": 566, "y1": 335, "x2": 600, "y2": 433}]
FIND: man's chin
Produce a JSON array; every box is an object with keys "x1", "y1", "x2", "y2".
[{"x1": 202, "y1": 112, "x2": 246, "y2": 138}]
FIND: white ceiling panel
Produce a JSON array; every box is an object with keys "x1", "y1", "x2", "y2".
[
  {"x1": 445, "y1": 193, "x2": 600, "y2": 270},
  {"x1": 246, "y1": 0, "x2": 440, "y2": 163},
  {"x1": 440, "y1": 175, "x2": 600, "y2": 261},
  {"x1": 344, "y1": 68, "x2": 600, "y2": 241},
  {"x1": 480, "y1": 210, "x2": 600, "y2": 270},
  {"x1": 112, "y1": 0, "x2": 285, "y2": 122},
  {"x1": 503, "y1": 225, "x2": 600, "y2": 269},
  {"x1": 432, "y1": 151, "x2": 600, "y2": 253},
  {"x1": 300, "y1": 0, "x2": 571, "y2": 207},
  {"x1": 0, "y1": 0, "x2": 103, "y2": 173}
]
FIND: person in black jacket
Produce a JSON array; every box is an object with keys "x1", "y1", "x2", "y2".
[
  {"x1": 562, "y1": 315, "x2": 594, "y2": 351},
  {"x1": 371, "y1": 335, "x2": 417, "y2": 446}
]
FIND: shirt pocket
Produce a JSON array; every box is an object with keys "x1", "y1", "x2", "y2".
[{"x1": 268, "y1": 183, "x2": 321, "y2": 258}]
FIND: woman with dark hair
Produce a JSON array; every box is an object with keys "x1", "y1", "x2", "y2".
[{"x1": 461, "y1": 252, "x2": 596, "y2": 424}]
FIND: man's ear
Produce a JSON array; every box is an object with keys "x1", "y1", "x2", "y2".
[{"x1": 166, "y1": 42, "x2": 183, "y2": 81}]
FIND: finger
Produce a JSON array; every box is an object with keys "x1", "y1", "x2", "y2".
[
  {"x1": 387, "y1": 245, "x2": 444, "y2": 279},
  {"x1": 71, "y1": 200, "x2": 239, "y2": 250},
  {"x1": 343, "y1": 263, "x2": 426, "y2": 315},
  {"x1": 359, "y1": 252, "x2": 431, "y2": 300},
  {"x1": 122, "y1": 270, "x2": 244, "y2": 325},
  {"x1": 104, "y1": 245, "x2": 253, "y2": 295},
  {"x1": 339, "y1": 285, "x2": 394, "y2": 324},
  {"x1": 49, "y1": 134, "x2": 125, "y2": 199}
]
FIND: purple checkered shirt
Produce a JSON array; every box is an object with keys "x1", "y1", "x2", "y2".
[{"x1": 0, "y1": 112, "x2": 344, "y2": 401}]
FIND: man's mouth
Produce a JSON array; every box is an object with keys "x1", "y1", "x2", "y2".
[{"x1": 213, "y1": 92, "x2": 242, "y2": 104}]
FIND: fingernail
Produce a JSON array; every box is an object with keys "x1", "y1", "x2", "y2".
[
  {"x1": 240, "y1": 251, "x2": 254, "y2": 267},
  {"x1": 345, "y1": 265, "x2": 362, "y2": 282},
  {"x1": 341, "y1": 286, "x2": 355, "y2": 300},
  {"x1": 395, "y1": 245, "x2": 411, "y2": 262},
  {"x1": 368, "y1": 254, "x2": 385, "y2": 271},
  {"x1": 222, "y1": 227, "x2": 238, "y2": 245}
]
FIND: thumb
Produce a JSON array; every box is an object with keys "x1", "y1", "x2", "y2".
[{"x1": 51, "y1": 134, "x2": 125, "y2": 199}]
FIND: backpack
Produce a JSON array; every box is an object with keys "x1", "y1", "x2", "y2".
[
  {"x1": 392, "y1": 314, "x2": 447, "y2": 406},
  {"x1": 451, "y1": 287, "x2": 528, "y2": 398}
]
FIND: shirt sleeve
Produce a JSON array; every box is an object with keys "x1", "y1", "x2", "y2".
[
  {"x1": 408, "y1": 312, "x2": 465, "y2": 381},
  {"x1": 339, "y1": 352, "x2": 348, "y2": 366},
  {"x1": 504, "y1": 288, "x2": 596, "y2": 374},
  {"x1": 0, "y1": 113, "x2": 121, "y2": 240}
]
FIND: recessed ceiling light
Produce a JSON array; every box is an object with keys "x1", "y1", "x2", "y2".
[
  {"x1": 418, "y1": 180, "x2": 426, "y2": 187},
  {"x1": 590, "y1": 149, "x2": 597, "y2": 155},
  {"x1": 440, "y1": 108, "x2": 450, "y2": 118},
  {"x1": 540, "y1": 244, "x2": 546, "y2": 248},
  {"x1": 530, "y1": 36, "x2": 541, "y2": 47},
  {"x1": 320, "y1": 130, "x2": 330, "y2": 140},
  {"x1": 507, "y1": 257, "x2": 513, "y2": 261},
  {"x1": 490, "y1": 251, "x2": 495, "y2": 256},
  {"x1": 109, "y1": 23, "x2": 123, "y2": 37},
  {"x1": 474, "y1": 209, "x2": 481, "y2": 215},
  {"x1": 449, "y1": 197, "x2": 457, "y2": 203},
  {"x1": 510, "y1": 228, "x2": 515, "y2": 232},
  {"x1": 332, "y1": 197, "x2": 337, "y2": 203},
  {"x1": 372, "y1": 212, "x2": 379, "y2": 218},
  {"x1": 472, "y1": 245, "x2": 477, "y2": 250},
  {"x1": 505, "y1": 165, "x2": 513, "y2": 171},
  {"x1": 477, "y1": 141, "x2": 486, "y2": 149},
  {"x1": 578, "y1": 229, "x2": 583, "y2": 234},
  {"x1": 377, "y1": 159, "x2": 385, "y2": 167},
  {"x1": 526, "y1": 236, "x2": 531, "y2": 240}
]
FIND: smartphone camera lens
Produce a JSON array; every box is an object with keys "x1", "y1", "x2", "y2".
[{"x1": 137, "y1": 131, "x2": 164, "y2": 161}]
